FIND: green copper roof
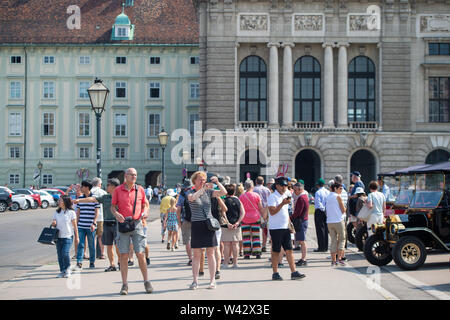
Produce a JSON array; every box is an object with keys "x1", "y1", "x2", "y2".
[{"x1": 115, "y1": 12, "x2": 131, "y2": 25}]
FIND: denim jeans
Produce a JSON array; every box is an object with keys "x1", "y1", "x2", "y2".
[
  {"x1": 77, "y1": 228, "x2": 96, "y2": 264},
  {"x1": 56, "y1": 237, "x2": 73, "y2": 272}
]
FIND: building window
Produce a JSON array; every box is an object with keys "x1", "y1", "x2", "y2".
[
  {"x1": 429, "y1": 77, "x2": 450, "y2": 123},
  {"x1": 348, "y1": 56, "x2": 376, "y2": 122},
  {"x1": 189, "y1": 113, "x2": 200, "y2": 136},
  {"x1": 43, "y1": 174, "x2": 53, "y2": 185},
  {"x1": 149, "y1": 82, "x2": 161, "y2": 98},
  {"x1": 9, "y1": 112, "x2": 22, "y2": 136},
  {"x1": 79, "y1": 81, "x2": 90, "y2": 99},
  {"x1": 294, "y1": 56, "x2": 321, "y2": 122},
  {"x1": 10, "y1": 56, "x2": 21, "y2": 64},
  {"x1": 148, "y1": 147, "x2": 160, "y2": 160},
  {"x1": 9, "y1": 147, "x2": 20, "y2": 159},
  {"x1": 429, "y1": 43, "x2": 450, "y2": 56},
  {"x1": 150, "y1": 56, "x2": 160, "y2": 65},
  {"x1": 43, "y1": 147, "x2": 54, "y2": 159},
  {"x1": 78, "y1": 113, "x2": 90, "y2": 136},
  {"x1": 115, "y1": 81, "x2": 127, "y2": 98},
  {"x1": 114, "y1": 113, "x2": 127, "y2": 136},
  {"x1": 42, "y1": 113, "x2": 55, "y2": 136},
  {"x1": 79, "y1": 147, "x2": 90, "y2": 159},
  {"x1": 190, "y1": 83, "x2": 200, "y2": 99},
  {"x1": 148, "y1": 113, "x2": 160, "y2": 137},
  {"x1": 10, "y1": 81, "x2": 21, "y2": 99},
  {"x1": 116, "y1": 26, "x2": 129, "y2": 38},
  {"x1": 9, "y1": 174, "x2": 19, "y2": 185},
  {"x1": 116, "y1": 56, "x2": 127, "y2": 64},
  {"x1": 43, "y1": 81, "x2": 55, "y2": 99},
  {"x1": 114, "y1": 147, "x2": 126, "y2": 159},
  {"x1": 79, "y1": 56, "x2": 91, "y2": 64},
  {"x1": 43, "y1": 56, "x2": 55, "y2": 64},
  {"x1": 239, "y1": 56, "x2": 267, "y2": 122},
  {"x1": 190, "y1": 56, "x2": 199, "y2": 65}
]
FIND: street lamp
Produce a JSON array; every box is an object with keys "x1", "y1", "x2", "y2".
[
  {"x1": 182, "y1": 150, "x2": 190, "y2": 181},
  {"x1": 158, "y1": 128, "x2": 169, "y2": 191},
  {"x1": 37, "y1": 161, "x2": 43, "y2": 189},
  {"x1": 87, "y1": 78, "x2": 109, "y2": 179}
]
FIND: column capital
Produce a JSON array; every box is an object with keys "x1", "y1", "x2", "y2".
[
  {"x1": 337, "y1": 42, "x2": 350, "y2": 48},
  {"x1": 281, "y1": 42, "x2": 295, "y2": 49},
  {"x1": 322, "y1": 42, "x2": 336, "y2": 48},
  {"x1": 268, "y1": 42, "x2": 281, "y2": 48}
]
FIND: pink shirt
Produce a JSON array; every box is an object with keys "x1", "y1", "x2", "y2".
[
  {"x1": 111, "y1": 184, "x2": 146, "y2": 220},
  {"x1": 239, "y1": 191, "x2": 261, "y2": 224}
]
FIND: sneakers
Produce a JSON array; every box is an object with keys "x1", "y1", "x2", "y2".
[
  {"x1": 337, "y1": 260, "x2": 347, "y2": 266},
  {"x1": 189, "y1": 282, "x2": 198, "y2": 290},
  {"x1": 76, "y1": 263, "x2": 82, "y2": 269},
  {"x1": 174, "y1": 244, "x2": 179, "y2": 250},
  {"x1": 278, "y1": 263, "x2": 284, "y2": 268},
  {"x1": 89, "y1": 262, "x2": 95, "y2": 269},
  {"x1": 231, "y1": 264, "x2": 239, "y2": 269},
  {"x1": 144, "y1": 280, "x2": 154, "y2": 294},
  {"x1": 56, "y1": 272, "x2": 65, "y2": 278},
  {"x1": 64, "y1": 269, "x2": 72, "y2": 278},
  {"x1": 331, "y1": 261, "x2": 338, "y2": 266},
  {"x1": 261, "y1": 247, "x2": 267, "y2": 253},
  {"x1": 128, "y1": 260, "x2": 134, "y2": 267},
  {"x1": 198, "y1": 271, "x2": 204, "y2": 276},
  {"x1": 120, "y1": 284, "x2": 128, "y2": 295},
  {"x1": 272, "y1": 272, "x2": 283, "y2": 281},
  {"x1": 296, "y1": 259, "x2": 308, "y2": 267},
  {"x1": 105, "y1": 265, "x2": 117, "y2": 272},
  {"x1": 215, "y1": 271, "x2": 220, "y2": 280},
  {"x1": 341, "y1": 256, "x2": 347, "y2": 261},
  {"x1": 146, "y1": 258, "x2": 150, "y2": 266},
  {"x1": 167, "y1": 242, "x2": 171, "y2": 250},
  {"x1": 207, "y1": 281, "x2": 217, "y2": 290},
  {"x1": 291, "y1": 271, "x2": 306, "y2": 280},
  {"x1": 187, "y1": 259, "x2": 192, "y2": 266}
]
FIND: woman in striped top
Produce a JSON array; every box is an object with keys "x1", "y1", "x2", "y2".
[{"x1": 187, "y1": 171, "x2": 226, "y2": 290}]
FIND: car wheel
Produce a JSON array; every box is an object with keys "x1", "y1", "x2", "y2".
[
  {"x1": 41, "y1": 200, "x2": 49, "y2": 209},
  {"x1": 355, "y1": 225, "x2": 368, "y2": 251},
  {"x1": 364, "y1": 234, "x2": 393, "y2": 266},
  {"x1": 392, "y1": 236, "x2": 427, "y2": 270},
  {"x1": 347, "y1": 223, "x2": 356, "y2": 244},
  {"x1": 10, "y1": 202, "x2": 19, "y2": 211},
  {"x1": 23, "y1": 200, "x2": 31, "y2": 210},
  {"x1": 31, "y1": 200, "x2": 39, "y2": 209},
  {"x1": 0, "y1": 201, "x2": 7, "y2": 213}
]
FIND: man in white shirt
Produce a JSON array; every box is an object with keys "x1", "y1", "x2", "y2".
[
  {"x1": 91, "y1": 177, "x2": 108, "y2": 259},
  {"x1": 314, "y1": 178, "x2": 330, "y2": 252},
  {"x1": 267, "y1": 177, "x2": 306, "y2": 281}
]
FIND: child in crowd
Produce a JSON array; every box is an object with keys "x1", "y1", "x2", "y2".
[{"x1": 164, "y1": 198, "x2": 179, "y2": 251}]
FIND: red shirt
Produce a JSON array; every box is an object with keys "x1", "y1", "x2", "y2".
[
  {"x1": 111, "y1": 184, "x2": 146, "y2": 220},
  {"x1": 292, "y1": 194, "x2": 309, "y2": 221}
]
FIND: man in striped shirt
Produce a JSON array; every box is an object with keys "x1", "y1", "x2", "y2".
[{"x1": 76, "y1": 180, "x2": 100, "y2": 269}]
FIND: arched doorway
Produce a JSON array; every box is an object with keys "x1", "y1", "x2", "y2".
[
  {"x1": 295, "y1": 149, "x2": 321, "y2": 193},
  {"x1": 145, "y1": 171, "x2": 161, "y2": 188},
  {"x1": 239, "y1": 149, "x2": 266, "y2": 183},
  {"x1": 350, "y1": 150, "x2": 376, "y2": 193},
  {"x1": 108, "y1": 170, "x2": 125, "y2": 184},
  {"x1": 425, "y1": 149, "x2": 450, "y2": 164}
]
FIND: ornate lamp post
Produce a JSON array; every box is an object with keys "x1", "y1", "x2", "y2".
[
  {"x1": 158, "y1": 128, "x2": 169, "y2": 191},
  {"x1": 87, "y1": 78, "x2": 109, "y2": 179}
]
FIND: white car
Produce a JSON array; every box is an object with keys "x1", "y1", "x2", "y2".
[
  {"x1": 35, "y1": 190, "x2": 56, "y2": 209},
  {"x1": 9, "y1": 192, "x2": 32, "y2": 211}
]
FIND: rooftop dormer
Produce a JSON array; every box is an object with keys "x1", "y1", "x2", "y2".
[{"x1": 111, "y1": 3, "x2": 134, "y2": 41}]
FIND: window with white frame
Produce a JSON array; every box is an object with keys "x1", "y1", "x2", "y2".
[
  {"x1": 149, "y1": 82, "x2": 161, "y2": 98},
  {"x1": 43, "y1": 56, "x2": 55, "y2": 64},
  {"x1": 10, "y1": 81, "x2": 21, "y2": 99},
  {"x1": 150, "y1": 56, "x2": 161, "y2": 65},
  {"x1": 190, "y1": 56, "x2": 199, "y2": 65},
  {"x1": 78, "y1": 113, "x2": 90, "y2": 136},
  {"x1": 9, "y1": 147, "x2": 20, "y2": 159},
  {"x1": 79, "y1": 147, "x2": 90, "y2": 159},
  {"x1": 43, "y1": 147, "x2": 54, "y2": 159},
  {"x1": 43, "y1": 81, "x2": 55, "y2": 99},
  {"x1": 116, "y1": 56, "x2": 127, "y2": 64},
  {"x1": 79, "y1": 56, "x2": 91, "y2": 64},
  {"x1": 148, "y1": 113, "x2": 160, "y2": 137},
  {"x1": 9, "y1": 112, "x2": 22, "y2": 136},
  {"x1": 148, "y1": 147, "x2": 160, "y2": 160},
  {"x1": 9, "y1": 174, "x2": 19, "y2": 185},
  {"x1": 79, "y1": 82, "x2": 90, "y2": 99},
  {"x1": 116, "y1": 26, "x2": 129, "y2": 37},
  {"x1": 189, "y1": 113, "x2": 200, "y2": 137},
  {"x1": 43, "y1": 174, "x2": 53, "y2": 185},
  {"x1": 10, "y1": 56, "x2": 21, "y2": 64},
  {"x1": 114, "y1": 113, "x2": 127, "y2": 136},
  {"x1": 190, "y1": 83, "x2": 199, "y2": 99},
  {"x1": 114, "y1": 147, "x2": 126, "y2": 159},
  {"x1": 115, "y1": 81, "x2": 127, "y2": 98},
  {"x1": 42, "y1": 113, "x2": 55, "y2": 136}
]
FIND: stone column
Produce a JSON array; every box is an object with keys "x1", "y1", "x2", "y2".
[
  {"x1": 268, "y1": 42, "x2": 280, "y2": 128},
  {"x1": 282, "y1": 42, "x2": 294, "y2": 128},
  {"x1": 323, "y1": 43, "x2": 335, "y2": 128},
  {"x1": 337, "y1": 43, "x2": 349, "y2": 128}
]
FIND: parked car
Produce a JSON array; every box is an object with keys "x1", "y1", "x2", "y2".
[
  {"x1": 0, "y1": 187, "x2": 13, "y2": 212},
  {"x1": 53, "y1": 186, "x2": 69, "y2": 194},
  {"x1": 11, "y1": 188, "x2": 40, "y2": 209},
  {"x1": 35, "y1": 190, "x2": 56, "y2": 209},
  {"x1": 41, "y1": 189, "x2": 63, "y2": 205},
  {"x1": 9, "y1": 192, "x2": 33, "y2": 211}
]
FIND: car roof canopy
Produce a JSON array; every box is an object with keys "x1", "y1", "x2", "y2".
[
  {"x1": 394, "y1": 164, "x2": 432, "y2": 175},
  {"x1": 407, "y1": 161, "x2": 450, "y2": 174}
]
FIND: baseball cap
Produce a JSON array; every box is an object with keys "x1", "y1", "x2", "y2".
[
  {"x1": 182, "y1": 178, "x2": 192, "y2": 189},
  {"x1": 351, "y1": 171, "x2": 361, "y2": 177},
  {"x1": 275, "y1": 177, "x2": 289, "y2": 186},
  {"x1": 317, "y1": 178, "x2": 325, "y2": 186}
]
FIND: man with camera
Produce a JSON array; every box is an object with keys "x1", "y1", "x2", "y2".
[
  {"x1": 267, "y1": 177, "x2": 306, "y2": 281},
  {"x1": 111, "y1": 168, "x2": 151, "y2": 295}
]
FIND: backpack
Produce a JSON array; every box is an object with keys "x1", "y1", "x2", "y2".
[{"x1": 182, "y1": 190, "x2": 192, "y2": 222}]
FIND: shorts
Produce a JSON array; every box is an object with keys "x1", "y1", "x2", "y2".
[
  {"x1": 95, "y1": 221, "x2": 104, "y2": 236},
  {"x1": 102, "y1": 222, "x2": 117, "y2": 246},
  {"x1": 116, "y1": 220, "x2": 147, "y2": 254},
  {"x1": 181, "y1": 221, "x2": 192, "y2": 245},
  {"x1": 328, "y1": 221, "x2": 346, "y2": 253},
  {"x1": 269, "y1": 229, "x2": 293, "y2": 253},
  {"x1": 143, "y1": 226, "x2": 148, "y2": 245},
  {"x1": 295, "y1": 220, "x2": 308, "y2": 242}
]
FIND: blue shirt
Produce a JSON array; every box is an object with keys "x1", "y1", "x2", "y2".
[
  {"x1": 176, "y1": 192, "x2": 186, "y2": 222},
  {"x1": 314, "y1": 187, "x2": 330, "y2": 211}
]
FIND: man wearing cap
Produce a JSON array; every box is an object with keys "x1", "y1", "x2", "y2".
[
  {"x1": 348, "y1": 171, "x2": 365, "y2": 218},
  {"x1": 314, "y1": 178, "x2": 330, "y2": 252},
  {"x1": 267, "y1": 177, "x2": 306, "y2": 281}
]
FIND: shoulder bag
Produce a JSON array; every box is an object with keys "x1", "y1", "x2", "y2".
[
  {"x1": 118, "y1": 185, "x2": 138, "y2": 233},
  {"x1": 203, "y1": 190, "x2": 220, "y2": 231}
]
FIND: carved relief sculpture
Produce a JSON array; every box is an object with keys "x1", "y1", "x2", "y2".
[
  {"x1": 420, "y1": 15, "x2": 450, "y2": 33},
  {"x1": 349, "y1": 14, "x2": 378, "y2": 31},
  {"x1": 240, "y1": 15, "x2": 268, "y2": 31},
  {"x1": 294, "y1": 15, "x2": 323, "y2": 31}
]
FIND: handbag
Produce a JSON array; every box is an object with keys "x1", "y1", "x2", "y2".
[
  {"x1": 357, "y1": 205, "x2": 372, "y2": 222},
  {"x1": 204, "y1": 195, "x2": 220, "y2": 231},
  {"x1": 38, "y1": 225, "x2": 59, "y2": 245},
  {"x1": 118, "y1": 185, "x2": 138, "y2": 233}
]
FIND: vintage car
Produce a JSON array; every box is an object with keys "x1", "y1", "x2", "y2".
[{"x1": 364, "y1": 161, "x2": 450, "y2": 270}]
